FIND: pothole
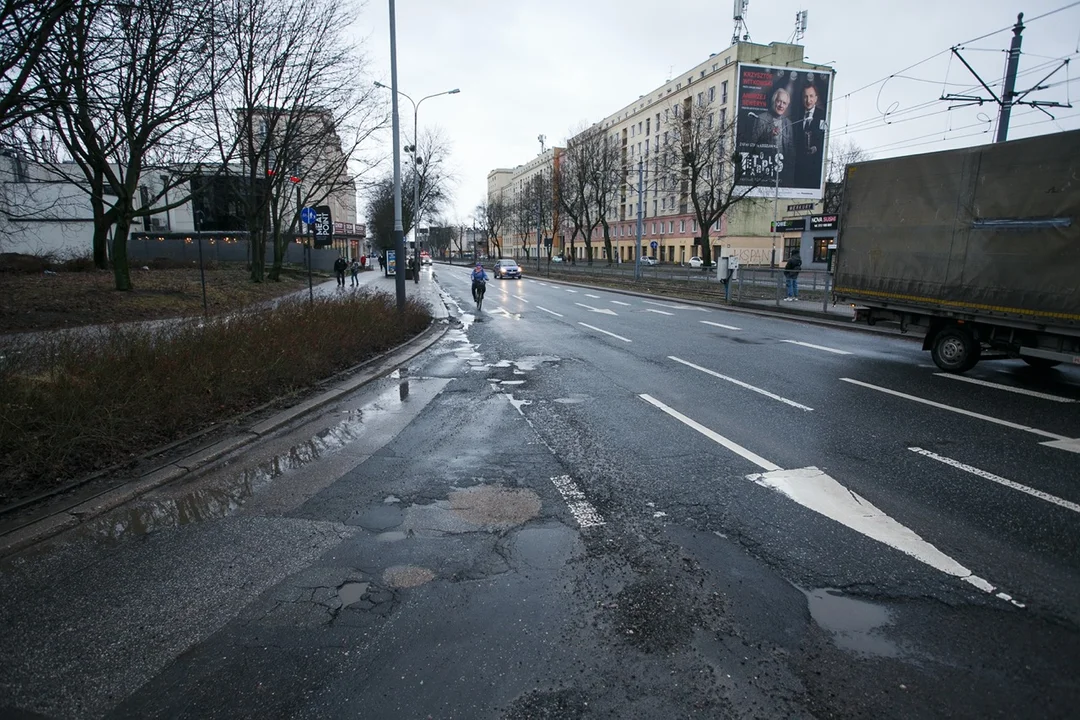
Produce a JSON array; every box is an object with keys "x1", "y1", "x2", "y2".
[
  {"x1": 804, "y1": 588, "x2": 899, "y2": 658},
  {"x1": 337, "y1": 582, "x2": 370, "y2": 608},
  {"x1": 383, "y1": 565, "x2": 435, "y2": 588},
  {"x1": 448, "y1": 485, "x2": 542, "y2": 528}
]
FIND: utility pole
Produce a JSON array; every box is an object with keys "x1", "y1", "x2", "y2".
[
  {"x1": 997, "y1": 13, "x2": 1024, "y2": 143},
  {"x1": 388, "y1": 0, "x2": 406, "y2": 311},
  {"x1": 537, "y1": 135, "x2": 545, "y2": 274},
  {"x1": 770, "y1": 162, "x2": 780, "y2": 268},
  {"x1": 634, "y1": 157, "x2": 644, "y2": 281}
]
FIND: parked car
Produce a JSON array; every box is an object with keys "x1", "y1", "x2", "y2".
[
  {"x1": 494, "y1": 259, "x2": 522, "y2": 279},
  {"x1": 687, "y1": 256, "x2": 714, "y2": 268},
  {"x1": 552, "y1": 256, "x2": 564, "y2": 263},
  {"x1": 639, "y1": 256, "x2": 658, "y2": 266}
]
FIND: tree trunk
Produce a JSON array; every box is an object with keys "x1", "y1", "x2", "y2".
[
  {"x1": 111, "y1": 215, "x2": 133, "y2": 291},
  {"x1": 601, "y1": 224, "x2": 613, "y2": 266},
  {"x1": 699, "y1": 233, "x2": 712, "y2": 267},
  {"x1": 250, "y1": 227, "x2": 266, "y2": 283},
  {"x1": 90, "y1": 196, "x2": 112, "y2": 269},
  {"x1": 585, "y1": 240, "x2": 593, "y2": 265},
  {"x1": 268, "y1": 220, "x2": 288, "y2": 282}
]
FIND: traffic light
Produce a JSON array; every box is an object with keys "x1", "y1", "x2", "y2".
[{"x1": 289, "y1": 175, "x2": 300, "y2": 184}]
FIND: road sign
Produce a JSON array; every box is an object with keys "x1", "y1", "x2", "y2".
[
  {"x1": 300, "y1": 207, "x2": 316, "y2": 225},
  {"x1": 650, "y1": 241, "x2": 658, "y2": 249},
  {"x1": 314, "y1": 205, "x2": 332, "y2": 248}
]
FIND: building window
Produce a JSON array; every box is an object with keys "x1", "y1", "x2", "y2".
[
  {"x1": 679, "y1": 219, "x2": 685, "y2": 233},
  {"x1": 700, "y1": 70, "x2": 705, "y2": 78},
  {"x1": 653, "y1": 200, "x2": 658, "y2": 215},
  {"x1": 668, "y1": 221, "x2": 674, "y2": 234},
  {"x1": 709, "y1": 86, "x2": 715, "y2": 102},
  {"x1": 707, "y1": 113, "x2": 713, "y2": 129},
  {"x1": 692, "y1": 220, "x2": 697, "y2": 232},
  {"x1": 719, "y1": 108, "x2": 727, "y2": 127},
  {"x1": 813, "y1": 237, "x2": 831, "y2": 263},
  {"x1": 784, "y1": 236, "x2": 800, "y2": 260},
  {"x1": 651, "y1": 222, "x2": 656, "y2": 234},
  {"x1": 631, "y1": 125, "x2": 636, "y2": 138},
  {"x1": 721, "y1": 81, "x2": 728, "y2": 104},
  {"x1": 646, "y1": 118, "x2": 650, "y2": 135},
  {"x1": 638, "y1": 121, "x2": 643, "y2": 134},
  {"x1": 712, "y1": 63, "x2": 718, "y2": 71},
  {"x1": 656, "y1": 113, "x2": 660, "y2": 129},
  {"x1": 661, "y1": 197, "x2": 666, "y2": 210},
  {"x1": 698, "y1": 92, "x2": 704, "y2": 106},
  {"x1": 645, "y1": 139, "x2": 649, "y2": 154}
]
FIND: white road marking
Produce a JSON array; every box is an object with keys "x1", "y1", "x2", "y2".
[
  {"x1": 782, "y1": 340, "x2": 852, "y2": 355},
  {"x1": 638, "y1": 394, "x2": 781, "y2": 471},
  {"x1": 579, "y1": 322, "x2": 631, "y2": 343},
  {"x1": 747, "y1": 466, "x2": 1019, "y2": 605},
  {"x1": 645, "y1": 308, "x2": 674, "y2": 316},
  {"x1": 669, "y1": 356, "x2": 814, "y2": 411},
  {"x1": 513, "y1": 294, "x2": 529, "y2": 303},
  {"x1": 909, "y1": 447, "x2": 1080, "y2": 514},
  {"x1": 639, "y1": 396, "x2": 1023, "y2": 607},
  {"x1": 535, "y1": 306, "x2": 564, "y2": 317},
  {"x1": 701, "y1": 320, "x2": 741, "y2": 331},
  {"x1": 575, "y1": 303, "x2": 618, "y2": 316},
  {"x1": 642, "y1": 300, "x2": 709, "y2": 312},
  {"x1": 934, "y1": 373, "x2": 1076, "y2": 403},
  {"x1": 564, "y1": 288, "x2": 578, "y2": 293},
  {"x1": 840, "y1": 378, "x2": 1070, "y2": 442},
  {"x1": 1040, "y1": 438, "x2": 1080, "y2": 454},
  {"x1": 585, "y1": 293, "x2": 601, "y2": 298},
  {"x1": 611, "y1": 301, "x2": 631, "y2": 306},
  {"x1": 551, "y1": 475, "x2": 605, "y2": 527}
]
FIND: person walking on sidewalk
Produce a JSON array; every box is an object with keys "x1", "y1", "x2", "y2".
[
  {"x1": 334, "y1": 255, "x2": 348, "y2": 287},
  {"x1": 783, "y1": 249, "x2": 802, "y2": 301},
  {"x1": 349, "y1": 258, "x2": 360, "y2": 286}
]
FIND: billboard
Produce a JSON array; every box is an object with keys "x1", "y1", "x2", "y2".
[{"x1": 735, "y1": 64, "x2": 831, "y2": 200}]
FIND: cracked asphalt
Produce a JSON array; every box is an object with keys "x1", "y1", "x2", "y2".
[{"x1": 1, "y1": 267, "x2": 1078, "y2": 718}]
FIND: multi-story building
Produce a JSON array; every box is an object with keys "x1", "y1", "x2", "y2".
[{"x1": 489, "y1": 39, "x2": 834, "y2": 266}]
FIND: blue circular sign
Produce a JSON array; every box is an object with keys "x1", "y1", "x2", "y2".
[
  {"x1": 650, "y1": 241, "x2": 658, "y2": 249},
  {"x1": 300, "y1": 207, "x2": 317, "y2": 224}
]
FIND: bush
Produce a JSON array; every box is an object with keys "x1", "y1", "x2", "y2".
[{"x1": 0, "y1": 289, "x2": 431, "y2": 504}]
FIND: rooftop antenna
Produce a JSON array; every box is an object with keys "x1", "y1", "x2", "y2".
[
  {"x1": 538, "y1": 134, "x2": 546, "y2": 153},
  {"x1": 732, "y1": 0, "x2": 750, "y2": 45},
  {"x1": 791, "y1": 10, "x2": 808, "y2": 44}
]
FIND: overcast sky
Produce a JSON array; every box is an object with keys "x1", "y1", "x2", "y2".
[{"x1": 353, "y1": 0, "x2": 1080, "y2": 224}]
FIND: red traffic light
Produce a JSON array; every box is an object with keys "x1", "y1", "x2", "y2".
[
  {"x1": 266, "y1": 168, "x2": 276, "y2": 176},
  {"x1": 289, "y1": 175, "x2": 300, "y2": 184}
]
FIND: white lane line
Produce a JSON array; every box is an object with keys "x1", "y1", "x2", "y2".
[
  {"x1": 579, "y1": 322, "x2": 631, "y2": 343},
  {"x1": 611, "y1": 301, "x2": 631, "y2": 306},
  {"x1": 513, "y1": 294, "x2": 529, "y2": 303},
  {"x1": 640, "y1": 395, "x2": 1023, "y2": 607},
  {"x1": 934, "y1": 373, "x2": 1076, "y2": 403},
  {"x1": 645, "y1": 308, "x2": 674, "y2": 316},
  {"x1": 642, "y1": 300, "x2": 709, "y2": 312},
  {"x1": 585, "y1": 293, "x2": 601, "y2": 298},
  {"x1": 782, "y1": 339, "x2": 852, "y2": 355},
  {"x1": 564, "y1": 288, "x2": 578, "y2": 293},
  {"x1": 670, "y1": 356, "x2": 814, "y2": 411},
  {"x1": 840, "y1": 378, "x2": 1070, "y2": 442},
  {"x1": 574, "y1": 302, "x2": 618, "y2": 316},
  {"x1": 638, "y1": 394, "x2": 781, "y2": 471},
  {"x1": 551, "y1": 475, "x2": 605, "y2": 527},
  {"x1": 535, "y1": 306, "x2": 564, "y2": 317},
  {"x1": 701, "y1": 320, "x2": 741, "y2": 331},
  {"x1": 909, "y1": 447, "x2": 1080, "y2": 515}
]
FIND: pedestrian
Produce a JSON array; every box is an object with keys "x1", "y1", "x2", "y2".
[
  {"x1": 378, "y1": 254, "x2": 384, "y2": 272},
  {"x1": 334, "y1": 255, "x2": 348, "y2": 287},
  {"x1": 359, "y1": 254, "x2": 367, "y2": 271},
  {"x1": 783, "y1": 248, "x2": 802, "y2": 301},
  {"x1": 349, "y1": 258, "x2": 360, "y2": 286}
]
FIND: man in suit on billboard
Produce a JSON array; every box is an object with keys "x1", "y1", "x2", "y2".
[{"x1": 795, "y1": 80, "x2": 826, "y2": 189}]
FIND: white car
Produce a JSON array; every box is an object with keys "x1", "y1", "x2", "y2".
[
  {"x1": 688, "y1": 256, "x2": 704, "y2": 268},
  {"x1": 639, "y1": 256, "x2": 658, "y2": 266}
]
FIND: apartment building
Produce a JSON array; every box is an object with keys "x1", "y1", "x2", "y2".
[{"x1": 489, "y1": 39, "x2": 834, "y2": 265}]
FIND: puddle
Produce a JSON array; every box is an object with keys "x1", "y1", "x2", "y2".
[
  {"x1": 376, "y1": 530, "x2": 408, "y2": 542},
  {"x1": 383, "y1": 565, "x2": 435, "y2": 588},
  {"x1": 337, "y1": 582, "x2": 370, "y2": 607},
  {"x1": 511, "y1": 355, "x2": 560, "y2": 371},
  {"x1": 354, "y1": 504, "x2": 404, "y2": 532},
  {"x1": 804, "y1": 588, "x2": 899, "y2": 658},
  {"x1": 399, "y1": 380, "x2": 409, "y2": 401}
]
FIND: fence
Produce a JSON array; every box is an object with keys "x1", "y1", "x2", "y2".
[{"x1": 127, "y1": 234, "x2": 343, "y2": 272}]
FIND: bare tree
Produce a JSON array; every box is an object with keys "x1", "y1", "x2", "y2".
[
  {"x1": 406, "y1": 127, "x2": 453, "y2": 235},
  {"x1": 476, "y1": 194, "x2": 508, "y2": 259},
  {"x1": 32, "y1": 0, "x2": 225, "y2": 289},
  {"x1": 588, "y1": 131, "x2": 622, "y2": 265},
  {"x1": 823, "y1": 139, "x2": 869, "y2": 214},
  {"x1": 364, "y1": 173, "x2": 412, "y2": 254},
  {"x1": 555, "y1": 131, "x2": 587, "y2": 263},
  {"x1": 658, "y1": 96, "x2": 761, "y2": 268},
  {"x1": 0, "y1": 0, "x2": 74, "y2": 133}
]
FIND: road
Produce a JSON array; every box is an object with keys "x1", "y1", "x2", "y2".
[{"x1": 2, "y1": 266, "x2": 1078, "y2": 718}]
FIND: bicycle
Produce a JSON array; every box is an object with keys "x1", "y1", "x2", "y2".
[{"x1": 472, "y1": 280, "x2": 486, "y2": 311}]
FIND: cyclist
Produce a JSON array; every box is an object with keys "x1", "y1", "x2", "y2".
[{"x1": 471, "y1": 263, "x2": 488, "y2": 306}]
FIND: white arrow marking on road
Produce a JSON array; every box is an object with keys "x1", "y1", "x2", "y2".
[
  {"x1": 782, "y1": 340, "x2": 852, "y2": 355},
  {"x1": 574, "y1": 303, "x2": 617, "y2": 315},
  {"x1": 536, "y1": 306, "x2": 563, "y2": 317},
  {"x1": 670, "y1": 356, "x2": 814, "y2": 411},
  {"x1": 701, "y1": 321, "x2": 741, "y2": 331},
  {"x1": 645, "y1": 308, "x2": 674, "y2": 316},
  {"x1": 579, "y1": 322, "x2": 631, "y2": 343},
  {"x1": 639, "y1": 394, "x2": 1023, "y2": 607},
  {"x1": 933, "y1": 373, "x2": 1076, "y2": 403},
  {"x1": 611, "y1": 301, "x2": 631, "y2": 306},
  {"x1": 1039, "y1": 438, "x2": 1080, "y2": 454},
  {"x1": 909, "y1": 447, "x2": 1080, "y2": 514},
  {"x1": 585, "y1": 293, "x2": 601, "y2": 298},
  {"x1": 840, "y1": 378, "x2": 1070, "y2": 442}
]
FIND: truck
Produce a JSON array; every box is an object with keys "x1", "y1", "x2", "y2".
[{"x1": 832, "y1": 129, "x2": 1080, "y2": 373}]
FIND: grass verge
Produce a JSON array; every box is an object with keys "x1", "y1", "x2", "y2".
[{"x1": 0, "y1": 290, "x2": 430, "y2": 505}]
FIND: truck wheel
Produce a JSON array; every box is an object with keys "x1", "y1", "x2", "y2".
[
  {"x1": 931, "y1": 327, "x2": 981, "y2": 373},
  {"x1": 1022, "y1": 357, "x2": 1061, "y2": 369}
]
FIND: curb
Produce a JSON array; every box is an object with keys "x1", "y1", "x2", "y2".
[{"x1": 0, "y1": 317, "x2": 452, "y2": 559}]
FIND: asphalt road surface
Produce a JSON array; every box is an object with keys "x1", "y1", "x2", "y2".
[{"x1": 2, "y1": 267, "x2": 1078, "y2": 719}]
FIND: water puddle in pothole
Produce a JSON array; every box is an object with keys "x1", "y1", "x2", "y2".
[
  {"x1": 804, "y1": 588, "x2": 899, "y2": 658},
  {"x1": 338, "y1": 582, "x2": 370, "y2": 607}
]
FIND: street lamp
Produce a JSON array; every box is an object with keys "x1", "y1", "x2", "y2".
[{"x1": 374, "y1": 82, "x2": 460, "y2": 283}]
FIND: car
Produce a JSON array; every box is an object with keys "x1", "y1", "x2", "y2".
[
  {"x1": 639, "y1": 256, "x2": 658, "y2": 266},
  {"x1": 687, "y1": 256, "x2": 714, "y2": 268},
  {"x1": 420, "y1": 252, "x2": 432, "y2": 265},
  {"x1": 551, "y1": 255, "x2": 564, "y2": 263},
  {"x1": 493, "y1": 259, "x2": 522, "y2": 279}
]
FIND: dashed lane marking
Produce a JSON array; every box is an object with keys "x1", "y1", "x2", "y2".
[
  {"x1": 670, "y1": 356, "x2": 814, "y2": 411},
  {"x1": 701, "y1": 321, "x2": 741, "y2": 331},
  {"x1": 782, "y1": 340, "x2": 852, "y2": 355},
  {"x1": 934, "y1": 373, "x2": 1076, "y2": 403},
  {"x1": 579, "y1": 322, "x2": 631, "y2": 343}
]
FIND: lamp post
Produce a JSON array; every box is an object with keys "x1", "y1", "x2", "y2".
[
  {"x1": 374, "y1": 82, "x2": 460, "y2": 284},
  {"x1": 386, "y1": 1, "x2": 405, "y2": 311}
]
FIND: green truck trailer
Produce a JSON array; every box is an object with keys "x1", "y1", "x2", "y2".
[{"x1": 833, "y1": 129, "x2": 1080, "y2": 373}]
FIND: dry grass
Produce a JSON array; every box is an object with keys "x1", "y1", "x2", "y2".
[{"x1": 0, "y1": 264, "x2": 431, "y2": 505}]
